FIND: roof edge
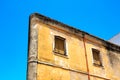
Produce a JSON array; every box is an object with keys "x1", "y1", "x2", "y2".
[{"x1": 30, "y1": 13, "x2": 120, "y2": 52}]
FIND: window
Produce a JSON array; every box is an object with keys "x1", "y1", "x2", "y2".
[
  {"x1": 92, "y1": 48, "x2": 102, "y2": 66},
  {"x1": 54, "y1": 36, "x2": 66, "y2": 56}
]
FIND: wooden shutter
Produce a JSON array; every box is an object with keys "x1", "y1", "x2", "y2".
[
  {"x1": 92, "y1": 49, "x2": 101, "y2": 65},
  {"x1": 55, "y1": 36, "x2": 65, "y2": 55}
]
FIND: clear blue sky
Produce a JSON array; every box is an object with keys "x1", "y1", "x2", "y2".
[{"x1": 0, "y1": 0, "x2": 120, "y2": 80}]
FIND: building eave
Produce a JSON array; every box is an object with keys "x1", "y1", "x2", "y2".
[{"x1": 30, "y1": 13, "x2": 120, "y2": 52}]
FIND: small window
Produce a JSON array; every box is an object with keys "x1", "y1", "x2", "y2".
[
  {"x1": 92, "y1": 48, "x2": 102, "y2": 66},
  {"x1": 54, "y1": 36, "x2": 66, "y2": 55}
]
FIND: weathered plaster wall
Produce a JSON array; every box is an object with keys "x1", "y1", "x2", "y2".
[
  {"x1": 85, "y1": 40, "x2": 106, "y2": 77},
  {"x1": 70, "y1": 71, "x2": 88, "y2": 80},
  {"x1": 36, "y1": 21, "x2": 111, "y2": 80},
  {"x1": 37, "y1": 22, "x2": 88, "y2": 80},
  {"x1": 28, "y1": 13, "x2": 120, "y2": 80},
  {"x1": 37, "y1": 64, "x2": 70, "y2": 80},
  {"x1": 108, "y1": 51, "x2": 120, "y2": 80},
  {"x1": 27, "y1": 17, "x2": 38, "y2": 80}
]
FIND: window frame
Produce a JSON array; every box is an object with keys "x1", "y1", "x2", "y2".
[
  {"x1": 53, "y1": 35, "x2": 67, "y2": 56},
  {"x1": 92, "y1": 48, "x2": 102, "y2": 66}
]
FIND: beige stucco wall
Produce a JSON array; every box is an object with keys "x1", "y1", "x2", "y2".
[
  {"x1": 28, "y1": 14, "x2": 120, "y2": 80},
  {"x1": 37, "y1": 22, "x2": 88, "y2": 80}
]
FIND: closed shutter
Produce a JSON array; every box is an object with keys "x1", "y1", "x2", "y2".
[
  {"x1": 55, "y1": 36, "x2": 65, "y2": 55},
  {"x1": 92, "y1": 49, "x2": 101, "y2": 66}
]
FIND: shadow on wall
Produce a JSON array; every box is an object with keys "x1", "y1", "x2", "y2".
[{"x1": 108, "y1": 51, "x2": 120, "y2": 77}]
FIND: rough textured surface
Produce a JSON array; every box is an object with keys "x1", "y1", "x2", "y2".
[
  {"x1": 27, "y1": 13, "x2": 120, "y2": 80},
  {"x1": 108, "y1": 51, "x2": 120, "y2": 80},
  {"x1": 37, "y1": 64, "x2": 70, "y2": 80},
  {"x1": 27, "y1": 17, "x2": 38, "y2": 80},
  {"x1": 70, "y1": 71, "x2": 88, "y2": 80}
]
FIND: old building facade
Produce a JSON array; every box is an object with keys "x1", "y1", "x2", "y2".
[{"x1": 27, "y1": 13, "x2": 120, "y2": 80}]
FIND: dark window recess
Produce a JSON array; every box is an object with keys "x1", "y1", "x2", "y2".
[
  {"x1": 92, "y1": 48, "x2": 102, "y2": 66},
  {"x1": 54, "y1": 36, "x2": 66, "y2": 55}
]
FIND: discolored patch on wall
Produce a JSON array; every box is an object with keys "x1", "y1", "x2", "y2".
[
  {"x1": 108, "y1": 51, "x2": 120, "y2": 67},
  {"x1": 70, "y1": 71, "x2": 88, "y2": 80},
  {"x1": 108, "y1": 51, "x2": 120, "y2": 79}
]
